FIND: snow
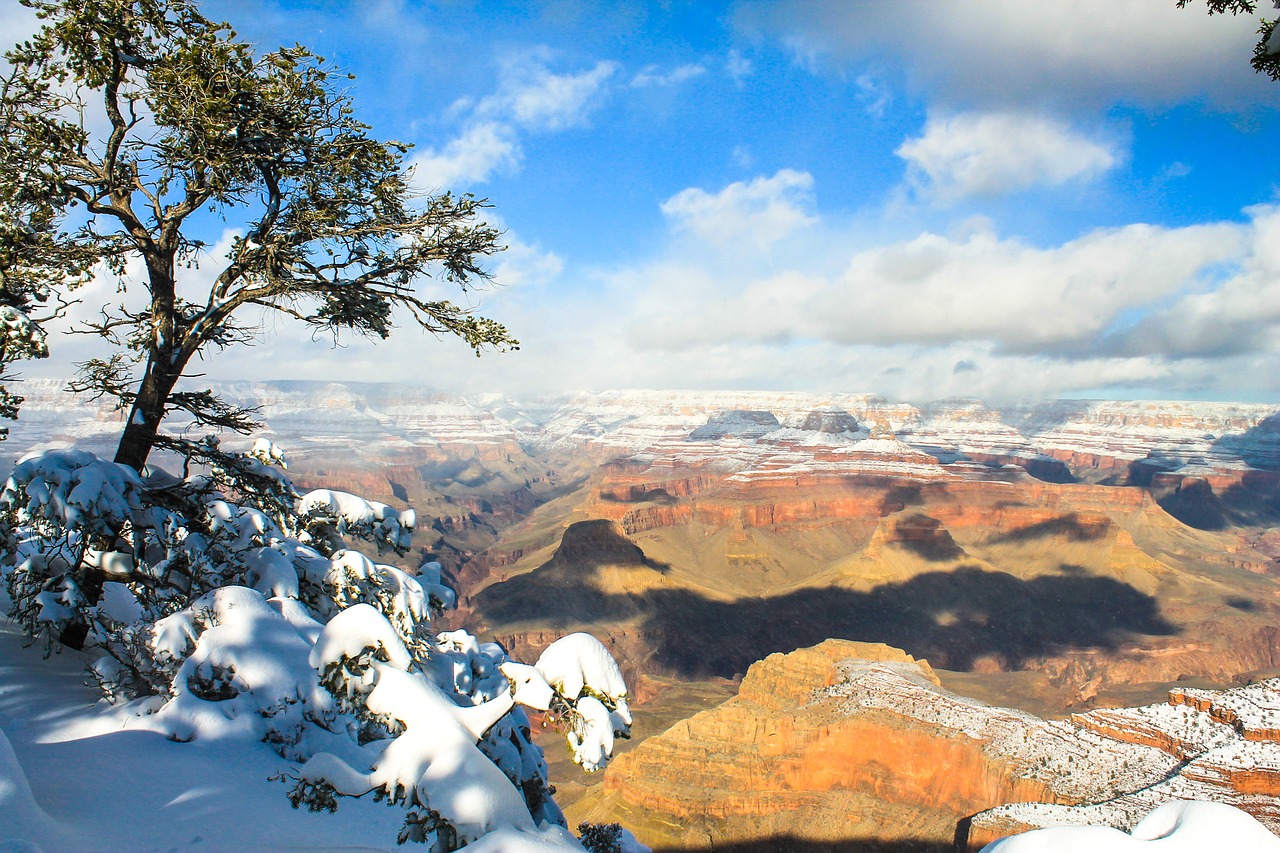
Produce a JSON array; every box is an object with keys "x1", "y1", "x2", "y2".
[
  {"x1": 981, "y1": 800, "x2": 1280, "y2": 851},
  {"x1": 0, "y1": 618, "x2": 409, "y2": 852},
  {"x1": 250, "y1": 437, "x2": 288, "y2": 468},
  {"x1": 149, "y1": 586, "x2": 321, "y2": 744},
  {"x1": 0, "y1": 440, "x2": 643, "y2": 851},
  {"x1": 96, "y1": 582, "x2": 143, "y2": 625},
  {"x1": 536, "y1": 633, "x2": 630, "y2": 712},
  {"x1": 309, "y1": 601, "x2": 412, "y2": 672},
  {"x1": 1, "y1": 449, "x2": 142, "y2": 534},
  {"x1": 535, "y1": 634, "x2": 632, "y2": 773},
  {"x1": 82, "y1": 549, "x2": 135, "y2": 577},
  {"x1": 0, "y1": 722, "x2": 76, "y2": 852},
  {"x1": 566, "y1": 695, "x2": 615, "y2": 772},
  {"x1": 0, "y1": 584, "x2": 615, "y2": 852}
]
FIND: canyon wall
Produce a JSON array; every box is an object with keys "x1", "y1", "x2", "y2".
[{"x1": 573, "y1": 640, "x2": 1280, "y2": 851}]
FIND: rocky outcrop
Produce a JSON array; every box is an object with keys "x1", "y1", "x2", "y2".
[
  {"x1": 573, "y1": 641, "x2": 1280, "y2": 851},
  {"x1": 965, "y1": 681, "x2": 1280, "y2": 847},
  {"x1": 690, "y1": 410, "x2": 782, "y2": 441},
  {"x1": 800, "y1": 407, "x2": 863, "y2": 435},
  {"x1": 576, "y1": 641, "x2": 1169, "y2": 848}
]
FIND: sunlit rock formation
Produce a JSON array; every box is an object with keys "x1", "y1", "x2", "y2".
[{"x1": 570, "y1": 640, "x2": 1280, "y2": 851}]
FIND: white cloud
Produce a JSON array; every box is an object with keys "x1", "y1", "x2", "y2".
[
  {"x1": 621, "y1": 218, "x2": 1248, "y2": 359},
  {"x1": 855, "y1": 74, "x2": 892, "y2": 118},
  {"x1": 41, "y1": 208, "x2": 1280, "y2": 405},
  {"x1": 735, "y1": 0, "x2": 1273, "y2": 111},
  {"x1": 896, "y1": 112, "x2": 1117, "y2": 201},
  {"x1": 630, "y1": 63, "x2": 706, "y2": 88},
  {"x1": 535, "y1": 201, "x2": 1280, "y2": 402},
  {"x1": 660, "y1": 169, "x2": 818, "y2": 248},
  {"x1": 819, "y1": 222, "x2": 1242, "y2": 352},
  {"x1": 726, "y1": 49, "x2": 753, "y2": 84},
  {"x1": 410, "y1": 122, "x2": 519, "y2": 189},
  {"x1": 1099, "y1": 205, "x2": 1280, "y2": 359},
  {"x1": 480, "y1": 55, "x2": 618, "y2": 131},
  {"x1": 409, "y1": 53, "x2": 617, "y2": 188},
  {"x1": 492, "y1": 236, "x2": 564, "y2": 289}
]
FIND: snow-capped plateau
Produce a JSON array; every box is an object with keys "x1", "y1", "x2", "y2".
[{"x1": 5, "y1": 381, "x2": 1277, "y2": 485}]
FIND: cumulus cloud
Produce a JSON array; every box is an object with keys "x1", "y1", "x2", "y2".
[
  {"x1": 1096, "y1": 206, "x2": 1280, "y2": 359},
  {"x1": 896, "y1": 112, "x2": 1117, "y2": 201},
  {"x1": 818, "y1": 222, "x2": 1243, "y2": 353},
  {"x1": 409, "y1": 52, "x2": 617, "y2": 188},
  {"x1": 660, "y1": 169, "x2": 818, "y2": 248},
  {"x1": 558, "y1": 202, "x2": 1280, "y2": 401},
  {"x1": 734, "y1": 0, "x2": 1272, "y2": 111}
]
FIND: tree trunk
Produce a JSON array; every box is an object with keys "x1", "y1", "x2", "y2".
[
  {"x1": 113, "y1": 354, "x2": 182, "y2": 471},
  {"x1": 114, "y1": 249, "x2": 184, "y2": 472}
]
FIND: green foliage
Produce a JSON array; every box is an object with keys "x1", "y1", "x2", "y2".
[
  {"x1": 286, "y1": 777, "x2": 340, "y2": 814},
  {"x1": 2, "y1": 0, "x2": 515, "y2": 470},
  {"x1": 396, "y1": 808, "x2": 455, "y2": 848},
  {"x1": 577, "y1": 822, "x2": 624, "y2": 853}
]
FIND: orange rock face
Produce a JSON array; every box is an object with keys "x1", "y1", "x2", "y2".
[
  {"x1": 579, "y1": 642, "x2": 1101, "y2": 848},
  {"x1": 575, "y1": 642, "x2": 1280, "y2": 851}
]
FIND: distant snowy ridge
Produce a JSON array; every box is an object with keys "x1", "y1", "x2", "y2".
[{"x1": 5, "y1": 381, "x2": 1278, "y2": 480}]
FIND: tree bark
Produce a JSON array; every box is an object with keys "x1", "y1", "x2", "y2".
[
  {"x1": 113, "y1": 354, "x2": 183, "y2": 471},
  {"x1": 113, "y1": 247, "x2": 183, "y2": 472}
]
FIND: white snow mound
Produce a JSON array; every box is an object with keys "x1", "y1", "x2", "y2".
[{"x1": 981, "y1": 800, "x2": 1280, "y2": 851}]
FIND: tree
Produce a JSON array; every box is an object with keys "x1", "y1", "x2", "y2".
[
  {"x1": 2, "y1": 0, "x2": 516, "y2": 473},
  {"x1": 1177, "y1": 0, "x2": 1280, "y2": 81},
  {"x1": 0, "y1": 59, "x2": 96, "y2": 437},
  {"x1": 0, "y1": 444, "x2": 635, "y2": 849},
  {"x1": 0, "y1": 4, "x2": 638, "y2": 849}
]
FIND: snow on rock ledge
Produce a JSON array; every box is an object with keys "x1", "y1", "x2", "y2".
[{"x1": 981, "y1": 800, "x2": 1280, "y2": 851}]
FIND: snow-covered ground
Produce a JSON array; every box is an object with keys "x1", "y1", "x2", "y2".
[
  {"x1": 0, "y1": 618, "x2": 409, "y2": 852},
  {"x1": 981, "y1": 801, "x2": 1280, "y2": 852}
]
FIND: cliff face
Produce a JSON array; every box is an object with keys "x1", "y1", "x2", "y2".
[
  {"x1": 577, "y1": 641, "x2": 1018, "y2": 848},
  {"x1": 573, "y1": 641, "x2": 1280, "y2": 852}
]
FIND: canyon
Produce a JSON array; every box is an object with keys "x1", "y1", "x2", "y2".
[
  {"x1": 569, "y1": 639, "x2": 1280, "y2": 851},
  {"x1": 5, "y1": 379, "x2": 1280, "y2": 847}
]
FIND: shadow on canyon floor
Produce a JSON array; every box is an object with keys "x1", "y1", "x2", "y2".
[
  {"x1": 478, "y1": 563, "x2": 1178, "y2": 679},
  {"x1": 988, "y1": 512, "x2": 1109, "y2": 545},
  {"x1": 1213, "y1": 412, "x2": 1280, "y2": 472},
  {"x1": 1155, "y1": 471, "x2": 1280, "y2": 531},
  {"x1": 652, "y1": 838, "x2": 954, "y2": 852}
]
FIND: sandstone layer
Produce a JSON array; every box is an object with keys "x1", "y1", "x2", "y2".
[{"x1": 572, "y1": 641, "x2": 1280, "y2": 852}]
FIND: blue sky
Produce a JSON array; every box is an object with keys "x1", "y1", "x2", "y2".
[{"x1": 17, "y1": 0, "x2": 1280, "y2": 403}]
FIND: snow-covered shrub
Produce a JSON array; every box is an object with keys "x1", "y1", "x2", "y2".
[
  {"x1": 0, "y1": 450, "x2": 145, "y2": 652},
  {"x1": 298, "y1": 487, "x2": 416, "y2": 555},
  {"x1": 578, "y1": 822, "x2": 624, "y2": 853},
  {"x1": 0, "y1": 445, "x2": 634, "y2": 851},
  {"x1": 577, "y1": 822, "x2": 649, "y2": 853},
  {"x1": 537, "y1": 633, "x2": 633, "y2": 772}
]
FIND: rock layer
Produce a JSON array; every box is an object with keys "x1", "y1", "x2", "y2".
[{"x1": 573, "y1": 641, "x2": 1280, "y2": 851}]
